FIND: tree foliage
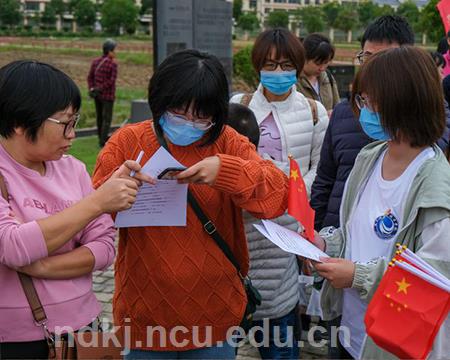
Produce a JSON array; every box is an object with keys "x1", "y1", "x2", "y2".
[
  {"x1": 0, "y1": 0, "x2": 22, "y2": 28},
  {"x1": 49, "y1": 0, "x2": 66, "y2": 15},
  {"x1": 233, "y1": 0, "x2": 243, "y2": 21},
  {"x1": 299, "y1": 6, "x2": 325, "y2": 34},
  {"x1": 74, "y1": 0, "x2": 96, "y2": 28},
  {"x1": 101, "y1": 0, "x2": 139, "y2": 35},
  {"x1": 267, "y1": 10, "x2": 289, "y2": 29},
  {"x1": 358, "y1": 1, "x2": 379, "y2": 28},
  {"x1": 233, "y1": 45, "x2": 258, "y2": 88},
  {"x1": 322, "y1": 2, "x2": 340, "y2": 29},
  {"x1": 419, "y1": 0, "x2": 444, "y2": 43},
  {"x1": 140, "y1": 0, "x2": 152, "y2": 16},
  {"x1": 41, "y1": 4, "x2": 57, "y2": 27},
  {"x1": 397, "y1": 0, "x2": 420, "y2": 32},
  {"x1": 237, "y1": 12, "x2": 259, "y2": 31},
  {"x1": 335, "y1": 4, "x2": 359, "y2": 32}
]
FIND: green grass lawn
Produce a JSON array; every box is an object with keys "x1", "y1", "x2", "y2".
[{"x1": 68, "y1": 135, "x2": 101, "y2": 175}]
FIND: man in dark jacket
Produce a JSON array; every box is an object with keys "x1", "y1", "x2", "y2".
[{"x1": 311, "y1": 15, "x2": 450, "y2": 231}]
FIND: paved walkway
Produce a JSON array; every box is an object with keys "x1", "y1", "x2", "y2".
[{"x1": 92, "y1": 268, "x2": 327, "y2": 358}]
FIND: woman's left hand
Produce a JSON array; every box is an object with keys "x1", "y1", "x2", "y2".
[
  {"x1": 176, "y1": 156, "x2": 220, "y2": 185},
  {"x1": 314, "y1": 257, "x2": 355, "y2": 289}
]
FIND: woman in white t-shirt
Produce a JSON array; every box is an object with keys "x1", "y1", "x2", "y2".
[{"x1": 311, "y1": 46, "x2": 450, "y2": 359}]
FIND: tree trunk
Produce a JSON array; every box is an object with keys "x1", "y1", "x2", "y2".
[
  {"x1": 347, "y1": 30, "x2": 352, "y2": 43},
  {"x1": 72, "y1": 20, "x2": 77, "y2": 33},
  {"x1": 244, "y1": 30, "x2": 249, "y2": 41},
  {"x1": 329, "y1": 27, "x2": 335, "y2": 42},
  {"x1": 422, "y1": 33, "x2": 427, "y2": 46},
  {"x1": 56, "y1": 15, "x2": 62, "y2": 31}
]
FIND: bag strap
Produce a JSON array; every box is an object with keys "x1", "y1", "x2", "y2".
[
  {"x1": 93, "y1": 57, "x2": 108, "y2": 87},
  {"x1": 306, "y1": 98, "x2": 319, "y2": 125},
  {"x1": 154, "y1": 128, "x2": 243, "y2": 276},
  {"x1": 240, "y1": 93, "x2": 253, "y2": 107},
  {"x1": 0, "y1": 172, "x2": 55, "y2": 354}
]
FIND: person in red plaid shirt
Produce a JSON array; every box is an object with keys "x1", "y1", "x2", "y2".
[{"x1": 87, "y1": 39, "x2": 118, "y2": 147}]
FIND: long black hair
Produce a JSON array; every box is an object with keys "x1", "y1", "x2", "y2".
[{"x1": 149, "y1": 49, "x2": 229, "y2": 146}]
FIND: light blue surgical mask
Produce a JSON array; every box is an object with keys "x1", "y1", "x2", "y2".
[
  {"x1": 159, "y1": 112, "x2": 207, "y2": 146},
  {"x1": 359, "y1": 107, "x2": 390, "y2": 141},
  {"x1": 260, "y1": 70, "x2": 297, "y2": 95}
]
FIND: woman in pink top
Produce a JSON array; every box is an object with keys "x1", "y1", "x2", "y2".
[{"x1": 0, "y1": 60, "x2": 152, "y2": 358}]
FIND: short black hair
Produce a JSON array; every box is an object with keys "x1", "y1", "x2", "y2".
[
  {"x1": 103, "y1": 39, "x2": 117, "y2": 55},
  {"x1": 227, "y1": 103, "x2": 260, "y2": 147},
  {"x1": 0, "y1": 60, "x2": 81, "y2": 142},
  {"x1": 303, "y1": 33, "x2": 335, "y2": 63},
  {"x1": 149, "y1": 49, "x2": 229, "y2": 146},
  {"x1": 361, "y1": 15, "x2": 414, "y2": 49},
  {"x1": 252, "y1": 28, "x2": 305, "y2": 76}
]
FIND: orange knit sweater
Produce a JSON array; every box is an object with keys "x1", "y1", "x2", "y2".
[{"x1": 92, "y1": 121, "x2": 288, "y2": 351}]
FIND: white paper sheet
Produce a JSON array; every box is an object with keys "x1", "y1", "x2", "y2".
[
  {"x1": 253, "y1": 220, "x2": 329, "y2": 262},
  {"x1": 115, "y1": 147, "x2": 188, "y2": 227}
]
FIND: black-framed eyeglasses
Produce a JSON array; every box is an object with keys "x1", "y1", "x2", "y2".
[
  {"x1": 262, "y1": 60, "x2": 296, "y2": 72},
  {"x1": 356, "y1": 50, "x2": 372, "y2": 65},
  {"x1": 47, "y1": 113, "x2": 81, "y2": 138}
]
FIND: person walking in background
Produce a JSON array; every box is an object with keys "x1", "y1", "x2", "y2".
[
  {"x1": 87, "y1": 39, "x2": 118, "y2": 147},
  {"x1": 298, "y1": 33, "x2": 340, "y2": 115},
  {"x1": 231, "y1": 28, "x2": 329, "y2": 359}
]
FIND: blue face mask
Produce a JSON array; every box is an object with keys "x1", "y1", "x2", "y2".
[
  {"x1": 159, "y1": 112, "x2": 206, "y2": 146},
  {"x1": 260, "y1": 70, "x2": 297, "y2": 95},
  {"x1": 359, "y1": 107, "x2": 390, "y2": 141}
]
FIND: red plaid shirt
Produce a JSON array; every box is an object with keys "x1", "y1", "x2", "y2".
[{"x1": 87, "y1": 55, "x2": 118, "y2": 101}]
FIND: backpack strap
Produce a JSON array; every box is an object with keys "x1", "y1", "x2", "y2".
[
  {"x1": 307, "y1": 98, "x2": 319, "y2": 125},
  {"x1": 240, "y1": 93, "x2": 253, "y2": 107},
  {"x1": 325, "y1": 69, "x2": 334, "y2": 87}
]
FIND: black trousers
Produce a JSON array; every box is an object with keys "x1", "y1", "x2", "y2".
[{"x1": 94, "y1": 98, "x2": 114, "y2": 147}]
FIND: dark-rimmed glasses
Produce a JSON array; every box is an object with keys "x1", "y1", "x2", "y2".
[
  {"x1": 47, "y1": 113, "x2": 81, "y2": 138},
  {"x1": 262, "y1": 60, "x2": 296, "y2": 72}
]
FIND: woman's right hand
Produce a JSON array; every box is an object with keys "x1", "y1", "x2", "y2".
[{"x1": 93, "y1": 177, "x2": 139, "y2": 213}]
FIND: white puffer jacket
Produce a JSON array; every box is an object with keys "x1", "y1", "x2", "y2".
[{"x1": 230, "y1": 84, "x2": 329, "y2": 320}]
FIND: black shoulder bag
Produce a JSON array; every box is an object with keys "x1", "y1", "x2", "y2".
[{"x1": 154, "y1": 129, "x2": 261, "y2": 333}]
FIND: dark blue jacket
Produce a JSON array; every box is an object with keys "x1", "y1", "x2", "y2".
[{"x1": 311, "y1": 100, "x2": 450, "y2": 230}]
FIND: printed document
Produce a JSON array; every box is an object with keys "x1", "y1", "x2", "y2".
[
  {"x1": 254, "y1": 220, "x2": 329, "y2": 262},
  {"x1": 115, "y1": 147, "x2": 188, "y2": 227}
]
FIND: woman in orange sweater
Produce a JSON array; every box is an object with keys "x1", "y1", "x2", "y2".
[{"x1": 92, "y1": 49, "x2": 288, "y2": 359}]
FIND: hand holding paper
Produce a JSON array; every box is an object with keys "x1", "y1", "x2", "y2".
[{"x1": 253, "y1": 220, "x2": 329, "y2": 262}]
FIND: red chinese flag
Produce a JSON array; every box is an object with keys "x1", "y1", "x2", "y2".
[
  {"x1": 288, "y1": 157, "x2": 315, "y2": 242},
  {"x1": 365, "y1": 265, "x2": 450, "y2": 359},
  {"x1": 437, "y1": 0, "x2": 450, "y2": 34}
]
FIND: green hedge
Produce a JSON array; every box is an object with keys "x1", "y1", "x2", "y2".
[{"x1": 233, "y1": 45, "x2": 258, "y2": 89}]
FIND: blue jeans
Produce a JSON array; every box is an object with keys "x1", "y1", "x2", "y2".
[
  {"x1": 124, "y1": 341, "x2": 236, "y2": 359},
  {"x1": 252, "y1": 308, "x2": 299, "y2": 359}
]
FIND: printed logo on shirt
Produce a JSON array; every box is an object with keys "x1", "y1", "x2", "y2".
[
  {"x1": 23, "y1": 198, "x2": 74, "y2": 214},
  {"x1": 373, "y1": 209, "x2": 399, "y2": 240}
]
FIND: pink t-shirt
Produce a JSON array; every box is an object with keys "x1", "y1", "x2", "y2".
[
  {"x1": 0, "y1": 144, "x2": 115, "y2": 342},
  {"x1": 258, "y1": 113, "x2": 282, "y2": 161}
]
